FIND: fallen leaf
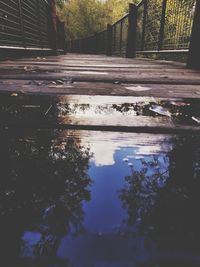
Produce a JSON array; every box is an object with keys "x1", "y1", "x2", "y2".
[
  {"x1": 149, "y1": 105, "x2": 171, "y2": 117},
  {"x1": 56, "y1": 80, "x2": 64, "y2": 85}
]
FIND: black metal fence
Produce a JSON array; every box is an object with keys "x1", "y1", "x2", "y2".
[
  {"x1": 111, "y1": 14, "x2": 129, "y2": 55},
  {"x1": 137, "y1": 0, "x2": 196, "y2": 52},
  {"x1": 69, "y1": 14, "x2": 130, "y2": 56},
  {"x1": 69, "y1": 29, "x2": 107, "y2": 54},
  {"x1": 0, "y1": 0, "x2": 65, "y2": 52},
  {"x1": 68, "y1": 0, "x2": 200, "y2": 69}
]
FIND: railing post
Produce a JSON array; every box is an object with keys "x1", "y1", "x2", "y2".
[
  {"x1": 187, "y1": 0, "x2": 200, "y2": 69},
  {"x1": 141, "y1": 0, "x2": 148, "y2": 51},
  {"x1": 119, "y1": 20, "x2": 123, "y2": 55},
  {"x1": 158, "y1": 0, "x2": 167, "y2": 50},
  {"x1": 50, "y1": 0, "x2": 58, "y2": 53},
  {"x1": 106, "y1": 24, "x2": 113, "y2": 56},
  {"x1": 126, "y1": 3, "x2": 137, "y2": 58},
  {"x1": 94, "y1": 33, "x2": 98, "y2": 54},
  {"x1": 113, "y1": 25, "x2": 116, "y2": 54}
]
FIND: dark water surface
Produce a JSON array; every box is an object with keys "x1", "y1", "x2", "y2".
[
  {"x1": 0, "y1": 128, "x2": 200, "y2": 267},
  {"x1": 0, "y1": 93, "x2": 200, "y2": 267}
]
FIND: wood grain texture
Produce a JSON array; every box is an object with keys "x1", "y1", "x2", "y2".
[{"x1": 0, "y1": 53, "x2": 200, "y2": 97}]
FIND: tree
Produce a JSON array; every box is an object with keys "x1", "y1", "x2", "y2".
[{"x1": 56, "y1": 0, "x2": 139, "y2": 39}]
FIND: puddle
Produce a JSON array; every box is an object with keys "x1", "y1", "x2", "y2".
[
  {"x1": 0, "y1": 93, "x2": 200, "y2": 130},
  {"x1": 0, "y1": 93, "x2": 200, "y2": 266},
  {"x1": 0, "y1": 128, "x2": 200, "y2": 267}
]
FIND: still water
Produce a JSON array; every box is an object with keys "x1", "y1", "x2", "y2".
[{"x1": 0, "y1": 128, "x2": 200, "y2": 267}]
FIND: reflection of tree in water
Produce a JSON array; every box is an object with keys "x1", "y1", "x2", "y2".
[
  {"x1": 119, "y1": 155, "x2": 169, "y2": 227},
  {"x1": 119, "y1": 135, "x2": 200, "y2": 252},
  {"x1": 0, "y1": 129, "x2": 92, "y2": 266},
  {"x1": 152, "y1": 135, "x2": 200, "y2": 251}
]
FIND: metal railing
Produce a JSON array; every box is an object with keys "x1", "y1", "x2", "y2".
[
  {"x1": 111, "y1": 14, "x2": 129, "y2": 56},
  {"x1": 67, "y1": 0, "x2": 200, "y2": 69},
  {"x1": 137, "y1": 0, "x2": 196, "y2": 52},
  {"x1": 69, "y1": 29, "x2": 107, "y2": 54},
  {"x1": 0, "y1": 0, "x2": 65, "y2": 52},
  {"x1": 68, "y1": 14, "x2": 130, "y2": 56}
]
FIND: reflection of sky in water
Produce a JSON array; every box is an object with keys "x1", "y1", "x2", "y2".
[
  {"x1": 57, "y1": 133, "x2": 170, "y2": 266},
  {"x1": 83, "y1": 148, "x2": 168, "y2": 233},
  {"x1": 84, "y1": 132, "x2": 172, "y2": 166},
  {"x1": 3, "y1": 130, "x2": 199, "y2": 266},
  {"x1": 20, "y1": 131, "x2": 171, "y2": 266}
]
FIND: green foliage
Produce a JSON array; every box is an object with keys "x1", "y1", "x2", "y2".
[{"x1": 56, "y1": 0, "x2": 139, "y2": 39}]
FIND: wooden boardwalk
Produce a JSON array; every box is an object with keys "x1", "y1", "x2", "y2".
[{"x1": 0, "y1": 54, "x2": 200, "y2": 98}]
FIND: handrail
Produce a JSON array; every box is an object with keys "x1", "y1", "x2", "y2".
[
  {"x1": 137, "y1": 0, "x2": 145, "y2": 9},
  {"x1": 67, "y1": 0, "x2": 200, "y2": 69},
  {"x1": 68, "y1": 7, "x2": 132, "y2": 56},
  {"x1": 112, "y1": 13, "x2": 129, "y2": 27}
]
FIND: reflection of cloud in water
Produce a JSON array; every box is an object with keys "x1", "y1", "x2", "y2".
[
  {"x1": 89, "y1": 141, "x2": 116, "y2": 166},
  {"x1": 78, "y1": 131, "x2": 173, "y2": 167}
]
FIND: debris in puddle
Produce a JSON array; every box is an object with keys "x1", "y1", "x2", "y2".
[
  {"x1": 192, "y1": 116, "x2": 200, "y2": 124},
  {"x1": 149, "y1": 105, "x2": 171, "y2": 117},
  {"x1": 45, "y1": 105, "x2": 53, "y2": 116},
  {"x1": 114, "y1": 81, "x2": 120, "y2": 84}
]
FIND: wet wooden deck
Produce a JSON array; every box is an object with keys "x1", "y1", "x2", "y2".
[{"x1": 0, "y1": 54, "x2": 200, "y2": 98}]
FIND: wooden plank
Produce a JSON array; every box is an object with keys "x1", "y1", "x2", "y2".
[
  {"x1": 0, "y1": 66, "x2": 195, "y2": 74},
  {"x1": 0, "y1": 54, "x2": 200, "y2": 92},
  {"x1": 0, "y1": 63, "x2": 184, "y2": 70},
  {"x1": 0, "y1": 55, "x2": 200, "y2": 85},
  {"x1": 0, "y1": 71, "x2": 200, "y2": 85},
  {"x1": 1, "y1": 80, "x2": 200, "y2": 98}
]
